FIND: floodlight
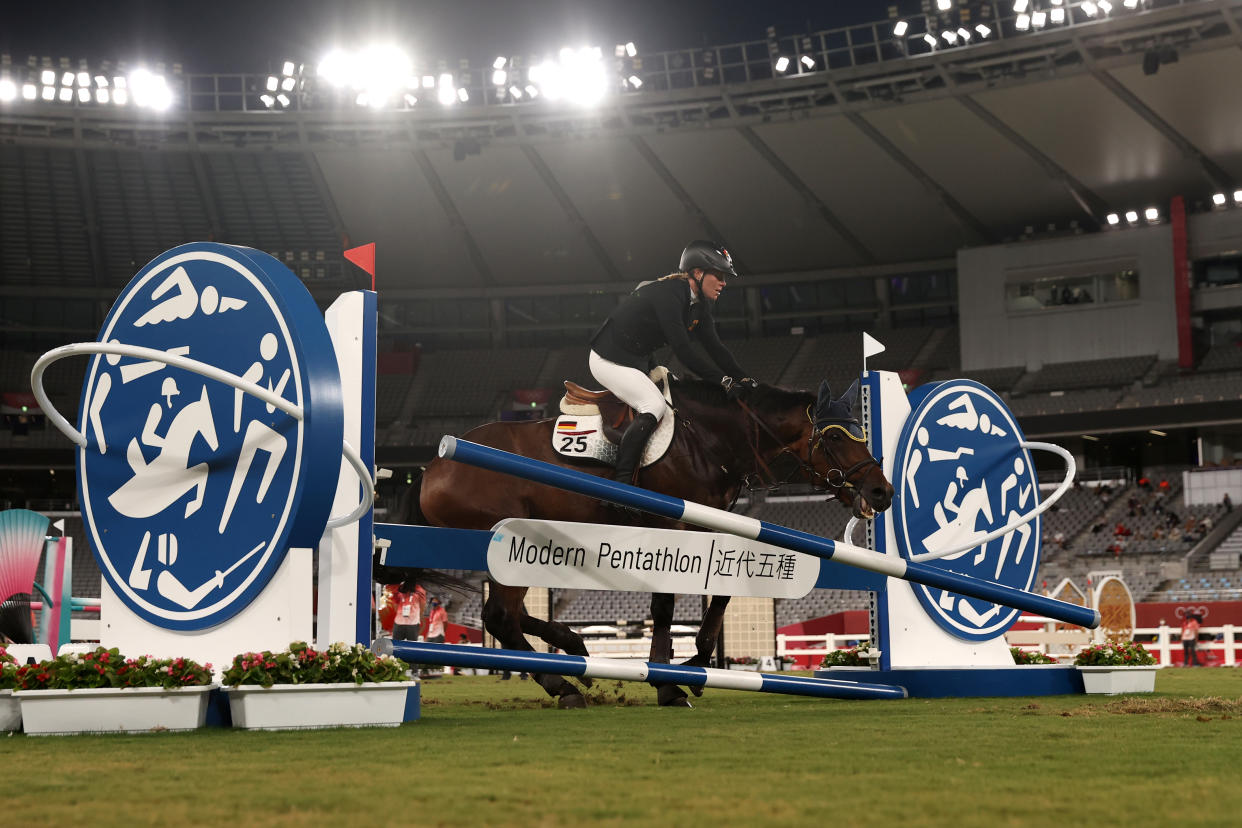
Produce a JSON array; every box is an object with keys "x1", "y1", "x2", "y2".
[
  {"x1": 77, "y1": 71, "x2": 90, "y2": 87},
  {"x1": 437, "y1": 74, "x2": 456, "y2": 105},
  {"x1": 1098, "y1": 0, "x2": 1113, "y2": 12},
  {"x1": 799, "y1": 55, "x2": 815, "y2": 69},
  {"x1": 422, "y1": 75, "x2": 434, "y2": 89},
  {"x1": 114, "y1": 88, "x2": 128, "y2": 105},
  {"x1": 96, "y1": 89, "x2": 109, "y2": 103},
  {"x1": 1013, "y1": 0, "x2": 1029, "y2": 12},
  {"x1": 41, "y1": 85, "x2": 55, "y2": 100},
  {"x1": 509, "y1": 85, "x2": 522, "y2": 98},
  {"x1": 937, "y1": 0, "x2": 951, "y2": 10},
  {"x1": 128, "y1": 68, "x2": 173, "y2": 110},
  {"x1": 1106, "y1": 213, "x2": 1120, "y2": 225},
  {"x1": 58, "y1": 87, "x2": 72, "y2": 102},
  {"x1": 1016, "y1": 14, "x2": 1031, "y2": 31},
  {"x1": 525, "y1": 84, "x2": 538, "y2": 98},
  {"x1": 1124, "y1": 210, "x2": 1139, "y2": 224},
  {"x1": 281, "y1": 76, "x2": 295, "y2": 92},
  {"x1": 95, "y1": 75, "x2": 108, "y2": 87},
  {"x1": 1234, "y1": 190, "x2": 1242, "y2": 204},
  {"x1": 1212, "y1": 193, "x2": 1227, "y2": 207},
  {"x1": 923, "y1": 33, "x2": 938, "y2": 47},
  {"x1": 0, "y1": 79, "x2": 15, "y2": 101},
  {"x1": 260, "y1": 94, "x2": 275, "y2": 108},
  {"x1": 1050, "y1": 8, "x2": 1065, "y2": 24},
  {"x1": 1032, "y1": 11, "x2": 1047, "y2": 27},
  {"x1": 626, "y1": 42, "x2": 637, "y2": 57},
  {"x1": 492, "y1": 69, "x2": 506, "y2": 86},
  {"x1": 628, "y1": 74, "x2": 642, "y2": 88},
  {"x1": 1051, "y1": 0, "x2": 1063, "y2": 5},
  {"x1": 403, "y1": 93, "x2": 417, "y2": 106},
  {"x1": 976, "y1": 24, "x2": 992, "y2": 38},
  {"x1": 77, "y1": 87, "x2": 89, "y2": 102},
  {"x1": 317, "y1": 50, "x2": 351, "y2": 86},
  {"x1": 282, "y1": 61, "x2": 296, "y2": 77},
  {"x1": 354, "y1": 92, "x2": 368, "y2": 106},
  {"x1": 22, "y1": 83, "x2": 36, "y2": 100},
  {"x1": 774, "y1": 56, "x2": 790, "y2": 72},
  {"x1": 61, "y1": 72, "x2": 74, "y2": 86},
  {"x1": 942, "y1": 30, "x2": 957, "y2": 45},
  {"x1": 266, "y1": 76, "x2": 278, "y2": 92},
  {"x1": 493, "y1": 56, "x2": 507, "y2": 70},
  {"x1": 1123, "y1": 0, "x2": 1138, "y2": 8},
  {"x1": 276, "y1": 93, "x2": 290, "y2": 107},
  {"x1": 115, "y1": 76, "x2": 127, "y2": 89},
  {"x1": 1082, "y1": 1, "x2": 1099, "y2": 15},
  {"x1": 893, "y1": 20, "x2": 909, "y2": 37},
  {"x1": 457, "y1": 87, "x2": 469, "y2": 102},
  {"x1": 957, "y1": 27, "x2": 971, "y2": 41},
  {"x1": 1144, "y1": 207, "x2": 1159, "y2": 222},
  {"x1": 41, "y1": 69, "x2": 55, "y2": 85}
]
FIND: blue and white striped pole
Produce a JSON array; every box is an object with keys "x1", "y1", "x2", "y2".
[
  {"x1": 376, "y1": 640, "x2": 907, "y2": 701},
  {"x1": 438, "y1": 436, "x2": 1101, "y2": 629}
]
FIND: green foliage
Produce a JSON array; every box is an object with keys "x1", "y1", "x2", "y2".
[
  {"x1": 1074, "y1": 640, "x2": 1157, "y2": 667},
  {"x1": 820, "y1": 641, "x2": 871, "y2": 667},
  {"x1": 221, "y1": 641, "x2": 410, "y2": 688},
  {"x1": 1010, "y1": 646, "x2": 1056, "y2": 665},
  {"x1": 0, "y1": 645, "x2": 15, "y2": 664},
  {"x1": 4, "y1": 646, "x2": 212, "y2": 691}
]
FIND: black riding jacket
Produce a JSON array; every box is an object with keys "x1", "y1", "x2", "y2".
[{"x1": 590, "y1": 276, "x2": 746, "y2": 380}]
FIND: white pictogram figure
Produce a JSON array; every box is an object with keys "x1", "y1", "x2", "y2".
[
  {"x1": 129, "y1": 529, "x2": 265, "y2": 609},
  {"x1": 936, "y1": 392, "x2": 1008, "y2": 437},
  {"x1": 990, "y1": 456, "x2": 1033, "y2": 580},
  {"x1": 132, "y1": 267, "x2": 247, "y2": 327},
  {"x1": 88, "y1": 343, "x2": 192, "y2": 453},
  {"x1": 219, "y1": 333, "x2": 289, "y2": 533},
  {"x1": 107, "y1": 382, "x2": 220, "y2": 520},
  {"x1": 922, "y1": 466, "x2": 993, "y2": 561}
]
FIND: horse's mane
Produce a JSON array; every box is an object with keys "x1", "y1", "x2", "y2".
[{"x1": 669, "y1": 375, "x2": 814, "y2": 415}]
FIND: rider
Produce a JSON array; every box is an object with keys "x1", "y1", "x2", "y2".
[{"x1": 588, "y1": 240, "x2": 759, "y2": 486}]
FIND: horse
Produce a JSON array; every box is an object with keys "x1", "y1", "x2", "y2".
[{"x1": 399, "y1": 375, "x2": 893, "y2": 708}]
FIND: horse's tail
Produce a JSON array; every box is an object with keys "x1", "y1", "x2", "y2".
[
  {"x1": 372, "y1": 470, "x2": 479, "y2": 596},
  {"x1": 399, "y1": 470, "x2": 428, "y2": 526}
]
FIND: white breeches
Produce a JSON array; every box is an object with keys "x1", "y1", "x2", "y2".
[{"x1": 588, "y1": 351, "x2": 670, "y2": 421}]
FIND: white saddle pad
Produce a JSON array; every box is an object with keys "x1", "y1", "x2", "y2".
[{"x1": 552, "y1": 368, "x2": 674, "y2": 467}]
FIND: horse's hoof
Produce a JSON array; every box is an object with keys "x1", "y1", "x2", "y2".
[
  {"x1": 657, "y1": 686, "x2": 692, "y2": 707},
  {"x1": 660, "y1": 696, "x2": 693, "y2": 708},
  {"x1": 688, "y1": 684, "x2": 704, "y2": 698},
  {"x1": 558, "y1": 693, "x2": 588, "y2": 709}
]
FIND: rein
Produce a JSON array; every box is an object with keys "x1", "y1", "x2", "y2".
[{"x1": 732, "y1": 400, "x2": 877, "y2": 497}]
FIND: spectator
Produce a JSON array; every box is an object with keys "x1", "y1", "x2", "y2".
[
  {"x1": 391, "y1": 581, "x2": 427, "y2": 643},
  {"x1": 1224, "y1": 492, "x2": 1234, "y2": 512},
  {"x1": 1181, "y1": 613, "x2": 1202, "y2": 667},
  {"x1": 424, "y1": 596, "x2": 448, "y2": 644}
]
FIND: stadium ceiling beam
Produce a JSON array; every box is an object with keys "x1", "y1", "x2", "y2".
[
  {"x1": 519, "y1": 144, "x2": 624, "y2": 282},
  {"x1": 736, "y1": 126, "x2": 876, "y2": 264},
  {"x1": 1071, "y1": 36, "x2": 1234, "y2": 192},
  {"x1": 825, "y1": 78, "x2": 996, "y2": 245},
  {"x1": 932, "y1": 65, "x2": 1109, "y2": 228},
  {"x1": 411, "y1": 147, "x2": 496, "y2": 285}
]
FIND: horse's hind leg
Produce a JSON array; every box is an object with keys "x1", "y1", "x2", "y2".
[
  {"x1": 483, "y1": 585, "x2": 586, "y2": 709},
  {"x1": 681, "y1": 595, "x2": 731, "y2": 696},
  {"x1": 649, "y1": 592, "x2": 690, "y2": 707},
  {"x1": 519, "y1": 614, "x2": 593, "y2": 688}
]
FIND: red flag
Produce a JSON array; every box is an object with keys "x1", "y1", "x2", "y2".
[{"x1": 344, "y1": 243, "x2": 376, "y2": 290}]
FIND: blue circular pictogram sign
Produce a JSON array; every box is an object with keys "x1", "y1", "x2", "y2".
[
  {"x1": 889, "y1": 380, "x2": 1041, "y2": 641},
  {"x1": 76, "y1": 243, "x2": 343, "y2": 630}
]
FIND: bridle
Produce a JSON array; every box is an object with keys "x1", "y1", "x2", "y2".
[{"x1": 729, "y1": 399, "x2": 879, "y2": 499}]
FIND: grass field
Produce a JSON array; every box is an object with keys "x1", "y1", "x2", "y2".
[{"x1": 3, "y1": 668, "x2": 1241, "y2": 827}]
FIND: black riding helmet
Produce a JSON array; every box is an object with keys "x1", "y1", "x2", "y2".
[{"x1": 679, "y1": 240, "x2": 738, "y2": 279}]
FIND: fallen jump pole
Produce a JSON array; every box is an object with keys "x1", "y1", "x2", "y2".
[
  {"x1": 438, "y1": 436, "x2": 1101, "y2": 629},
  {"x1": 375, "y1": 640, "x2": 908, "y2": 701}
]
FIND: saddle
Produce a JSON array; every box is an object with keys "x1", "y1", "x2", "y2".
[
  {"x1": 552, "y1": 367, "x2": 675, "y2": 466},
  {"x1": 560, "y1": 366, "x2": 672, "y2": 443}
]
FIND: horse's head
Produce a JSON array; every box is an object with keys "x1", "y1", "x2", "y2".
[{"x1": 812, "y1": 380, "x2": 893, "y2": 519}]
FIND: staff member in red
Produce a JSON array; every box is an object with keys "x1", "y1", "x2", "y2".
[
  {"x1": 391, "y1": 581, "x2": 426, "y2": 642},
  {"x1": 424, "y1": 596, "x2": 448, "y2": 644},
  {"x1": 589, "y1": 240, "x2": 757, "y2": 487}
]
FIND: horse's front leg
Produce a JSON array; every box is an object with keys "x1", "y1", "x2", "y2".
[
  {"x1": 649, "y1": 592, "x2": 690, "y2": 707},
  {"x1": 519, "y1": 614, "x2": 593, "y2": 687},
  {"x1": 680, "y1": 595, "x2": 731, "y2": 696},
  {"x1": 482, "y1": 585, "x2": 587, "y2": 709}
]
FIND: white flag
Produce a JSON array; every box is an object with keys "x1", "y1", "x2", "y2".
[{"x1": 863, "y1": 332, "x2": 886, "y2": 359}]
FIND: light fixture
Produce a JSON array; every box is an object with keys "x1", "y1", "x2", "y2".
[
  {"x1": 627, "y1": 74, "x2": 642, "y2": 88},
  {"x1": 77, "y1": 71, "x2": 90, "y2": 87},
  {"x1": 260, "y1": 93, "x2": 275, "y2": 108},
  {"x1": 1098, "y1": 0, "x2": 1113, "y2": 12},
  {"x1": 625, "y1": 42, "x2": 637, "y2": 57},
  {"x1": 1145, "y1": 206, "x2": 1159, "y2": 222},
  {"x1": 437, "y1": 73, "x2": 455, "y2": 105},
  {"x1": 1082, "y1": 1, "x2": 1099, "y2": 15},
  {"x1": 525, "y1": 84, "x2": 539, "y2": 98},
  {"x1": 937, "y1": 0, "x2": 951, "y2": 10},
  {"x1": 0, "y1": 79, "x2": 15, "y2": 101},
  {"x1": 61, "y1": 71, "x2": 74, "y2": 86},
  {"x1": 1015, "y1": 14, "x2": 1032, "y2": 31},
  {"x1": 976, "y1": 24, "x2": 992, "y2": 38},
  {"x1": 76, "y1": 87, "x2": 89, "y2": 102},
  {"x1": 1212, "y1": 192, "x2": 1227, "y2": 207},
  {"x1": 403, "y1": 93, "x2": 417, "y2": 106},
  {"x1": 1050, "y1": 8, "x2": 1065, "y2": 24},
  {"x1": 422, "y1": 75, "x2": 434, "y2": 89},
  {"x1": 1106, "y1": 213, "x2": 1120, "y2": 225},
  {"x1": 41, "y1": 85, "x2": 55, "y2": 101},
  {"x1": 22, "y1": 83, "x2": 36, "y2": 100},
  {"x1": 774, "y1": 56, "x2": 790, "y2": 72},
  {"x1": 1125, "y1": 210, "x2": 1139, "y2": 224},
  {"x1": 282, "y1": 61, "x2": 296, "y2": 77},
  {"x1": 96, "y1": 89, "x2": 110, "y2": 103},
  {"x1": 1124, "y1": 0, "x2": 1138, "y2": 8},
  {"x1": 113, "y1": 87, "x2": 128, "y2": 105},
  {"x1": 509, "y1": 85, "x2": 523, "y2": 98},
  {"x1": 1013, "y1": 0, "x2": 1030, "y2": 12},
  {"x1": 893, "y1": 20, "x2": 909, "y2": 37},
  {"x1": 276, "y1": 93, "x2": 290, "y2": 107},
  {"x1": 95, "y1": 75, "x2": 108, "y2": 88},
  {"x1": 799, "y1": 54, "x2": 815, "y2": 69},
  {"x1": 492, "y1": 69, "x2": 506, "y2": 86},
  {"x1": 942, "y1": 30, "x2": 957, "y2": 44},
  {"x1": 457, "y1": 87, "x2": 469, "y2": 103},
  {"x1": 58, "y1": 86, "x2": 73, "y2": 102},
  {"x1": 957, "y1": 27, "x2": 972, "y2": 41},
  {"x1": 1032, "y1": 11, "x2": 1048, "y2": 28},
  {"x1": 493, "y1": 56, "x2": 507, "y2": 70},
  {"x1": 923, "y1": 33, "x2": 938, "y2": 47},
  {"x1": 1082, "y1": 434, "x2": 1100, "y2": 441},
  {"x1": 41, "y1": 69, "x2": 55, "y2": 85},
  {"x1": 1234, "y1": 190, "x2": 1242, "y2": 204},
  {"x1": 1149, "y1": 429, "x2": 1167, "y2": 437},
  {"x1": 266, "y1": 76, "x2": 278, "y2": 92}
]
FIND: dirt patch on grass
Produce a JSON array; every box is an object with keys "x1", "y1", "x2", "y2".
[{"x1": 1103, "y1": 696, "x2": 1242, "y2": 715}]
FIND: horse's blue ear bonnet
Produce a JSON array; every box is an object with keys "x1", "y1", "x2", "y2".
[{"x1": 814, "y1": 380, "x2": 866, "y2": 442}]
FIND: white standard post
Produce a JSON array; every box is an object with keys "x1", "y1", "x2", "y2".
[
  {"x1": 1158, "y1": 624, "x2": 1171, "y2": 667},
  {"x1": 1224, "y1": 624, "x2": 1236, "y2": 667}
]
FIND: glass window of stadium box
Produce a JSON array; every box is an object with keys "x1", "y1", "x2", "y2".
[{"x1": 1005, "y1": 260, "x2": 1140, "y2": 313}]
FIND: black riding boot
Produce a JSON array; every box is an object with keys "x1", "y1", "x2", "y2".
[{"x1": 613, "y1": 412, "x2": 658, "y2": 486}]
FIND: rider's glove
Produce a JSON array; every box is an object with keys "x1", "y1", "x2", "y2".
[{"x1": 722, "y1": 376, "x2": 759, "y2": 401}]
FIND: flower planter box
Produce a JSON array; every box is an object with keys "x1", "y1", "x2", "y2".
[
  {"x1": 14, "y1": 685, "x2": 216, "y2": 735},
  {"x1": 0, "y1": 689, "x2": 21, "y2": 732},
  {"x1": 1078, "y1": 665, "x2": 1159, "y2": 695},
  {"x1": 727, "y1": 663, "x2": 759, "y2": 671},
  {"x1": 226, "y1": 681, "x2": 414, "y2": 730}
]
